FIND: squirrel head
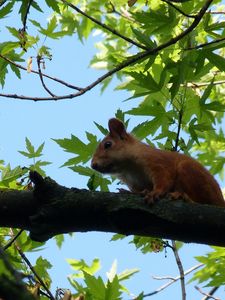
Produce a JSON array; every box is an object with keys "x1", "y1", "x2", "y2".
[{"x1": 91, "y1": 118, "x2": 134, "y2": 174}]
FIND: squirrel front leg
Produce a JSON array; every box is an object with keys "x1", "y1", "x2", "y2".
[{"x1": 144, "y1": 167, "x2": 174, "y2": 204}]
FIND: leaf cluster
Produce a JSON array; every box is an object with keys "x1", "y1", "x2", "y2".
[
  {"x1": 67, "y1": 258, "x2": 140, "y2": 299},
  {"x1": 191, "y1": 247, "x2": 225, "y2": 287}
]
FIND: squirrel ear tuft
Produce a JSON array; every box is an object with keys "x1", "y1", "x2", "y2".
[{"x1": 108, "y1": 118, "x2": 127, "y2": 139}]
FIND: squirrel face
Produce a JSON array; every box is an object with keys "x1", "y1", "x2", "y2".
[{"x1": 91, "y1": 118, "x2": 134, "y2": 175}]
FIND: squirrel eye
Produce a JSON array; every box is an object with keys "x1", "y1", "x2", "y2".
[{"x1": 104, "y1": 141, "x2": 112, "y2": 149}]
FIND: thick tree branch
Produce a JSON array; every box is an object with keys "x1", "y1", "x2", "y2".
[
  {"x1": 0, "y1": 0, "x2": 213, "y2": 101},
  {"x1": 0, "y1": 172, "x2": 225, "y2": 246}
]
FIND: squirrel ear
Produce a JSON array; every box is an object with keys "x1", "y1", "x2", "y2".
[{"x1": 108, "y1": 118, "x2": 127, "y2": 139}]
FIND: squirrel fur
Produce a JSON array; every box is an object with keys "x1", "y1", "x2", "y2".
[{"x1": 91, "y1": 118, "x2": 225, "y2": 207}]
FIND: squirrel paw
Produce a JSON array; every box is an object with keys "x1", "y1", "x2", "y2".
[
  {"x1": 168, "y1": 191, "x2": 193, "y2": 202},
  {"x1": 143, "y1": 190, "x2": 165, "y2": 205}
]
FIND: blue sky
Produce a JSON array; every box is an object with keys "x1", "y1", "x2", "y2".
[{"x1": 1, "y1": 2, "x2": 225, "y2": 299}]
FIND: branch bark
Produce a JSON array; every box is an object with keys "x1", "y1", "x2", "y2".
[{"x1": 0, "y1": 172, "x2": 225, "y2": 246}]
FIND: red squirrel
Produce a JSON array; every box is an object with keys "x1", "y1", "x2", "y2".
[{"x1": 91, "y1": 118, "x2": 225, "y2": 207}]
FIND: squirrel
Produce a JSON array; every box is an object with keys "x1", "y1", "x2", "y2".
[{"x1": 91, "y1": 118, "x2": 225, "y2": 207}]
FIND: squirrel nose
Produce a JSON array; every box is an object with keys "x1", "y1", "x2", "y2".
[{"x1": 91, "y1": 161, "x2": 98, "y2": 170}]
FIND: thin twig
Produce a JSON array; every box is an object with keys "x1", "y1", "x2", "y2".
[
  {"x1": 186, "y1": 80, "x2": 225, "y2": 88},
  {"x1": 9, "y1": 229, "x2": 55, "y2": 300},
  {"x1": 108, "y1": 2, "x2": 134, "y2": 22},
  {"x1": 172, "y1": 241, "x2": 186, "y2": 300},
  {"x1": 195, "y1": 286, "x2": 221, "y2": 300},
  {"x1": 37, "y1": 56, "x2": 56, "y2": 97},
  {"x1": 3, "y1": 229, "x2": 24, "y2": 250},
  {"x1": 209, "y1": 11, "x2": 225, "y2": 15},
  {"x1": 161, "y1": 0, "x2": 196, "y2": 18},
  {"x1": 184, "y1": 37, "x2": 225, "y2": 50},
  {"x1": 142, "y1": 263, "x2": 203, "y2": 297},
  {"x1": 0, "y1": 0, "x2": 8, "y2": 8},
  {"x1": 61, "y1": 0, "x2": 148, "y2": 50},
  {"x1": 0, "y1": 0, "x2": 214, "y2": 101},
  {"x1": 152, "y1": 275, "x2": 176, "y2": 281},
  {"x1": 174, "y1": 107, "x2": 183, "y2": 151},
  {"x1": 202, "y1": 287, "x2": 220, "y2": 300},
  {"x1": 0, "y1": 54, "x2": 82, "y2": 90}
]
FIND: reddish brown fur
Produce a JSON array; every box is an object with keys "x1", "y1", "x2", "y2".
[{"x1": 91, "y1": 118, "x2": 225, "y2": 207}]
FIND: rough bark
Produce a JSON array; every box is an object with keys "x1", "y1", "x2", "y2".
[{"x1": 0, "y1": 172, "x2": 225, "y2": 246}]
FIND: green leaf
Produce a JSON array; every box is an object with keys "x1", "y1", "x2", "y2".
[
  {"x1": 34, "y1": 256, "x2": 52, "y2": 284},
  {"x1": 0, "y1": 2, "x2": 14, "y2": 18},
  {"x1": 25, "y1": 137, "x2": 35, "y2": 154},
  {"x1": 18, "y1": 138, "x2": 45, "y2": 158},
  {"x1": 203, "y1": 101, "x2": 225, "y2": 112},
  {"x1": 143, "y1": 55, "x2": 157, "y2": 72},
  {"x1": 131, "y1": 236, "x2": 164, "y2": 254},
  {"x1": 10, "y1": 63, "x2": 21, "y2": 79},
  {"x1": 84, "y1": 272, "x2": 106, "y2": 300},
  {"x1": 67, "y1": 258, "x2": 101, "y2": 276},
  {"x1": 188, "y1": 118, "x2": 200, "y2": 145},
  {"x1": 35, "y1": 142, "x2": 45, "y2": 157},
  {"x1": 106, "y1": 260, "x2": 118, "y2": 282},
  {"x1": 31, "y1": 1, "x2": 43, "y2": 13},
  {"x1": 70, "y1": 166, "x2": 111, "y2": 191},
  {"x1": 0, "y1": 165, "x2": 26, "y2": 188},
  {"x1": 53, "y1": 133, "x2": 98, "y2": 166},
  {"x1": 45, "y1": 0, "x2": 60, "y2": 13},
  {"x1": 200, "y1": 79, "x2": 214, "y2": 104},
  {"x1": 118, "y1": 268, "x2": 139, "y2": 282},
  {"x1": 53, "y1": 135, "x2": 87, "y2": 154},
  {"x1": 191, "y1": 247, "x2": 225, "y2": 287},
  {"x1": 19, "y1": 0, "x2": 30, "y2": 22},
  {"x1": 204, "y1": 51, "x2": 225, "y2": 72},
  {"x1": 110, "y1": 234, "x2": 126, "y2": 242},
  {"x1": 94, "y1": 122, "x2": 108, "y2": 135},
  {"x1": 1, "y1": 42, "x2": 20, "y2": 55},
  {"x1": 131, "y1": 27, "x2": 156, "y2": 48},
  {"x1": 54, "y1": 235, "x2": 65, "y2": 249},
  {"x1": 105, "y1": 276, "x2": 121, "y2": 300}
]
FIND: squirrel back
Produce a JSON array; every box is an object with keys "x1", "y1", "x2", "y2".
[{"x1": 91, "y1": 118, "x2": 225, "y2": 207}]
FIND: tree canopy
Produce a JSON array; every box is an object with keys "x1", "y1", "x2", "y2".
[{"x1": 0, "y1": 0, "x2": 225, "y2": 299}]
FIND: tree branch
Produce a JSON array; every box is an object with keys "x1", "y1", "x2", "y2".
[
  {"x1": 144, "y1": 263, "x2": 203, "y2": 297},
  {"x1": 201, "y1": 287, "x2": 220, "y2": 300},
  {"x1": 0, "y1": 54, "x2": 83, "y2": 91},
  {"x1": 0, "y1": 172, "x2": 225, "y2": 246},
  {"x1": 0, "y1": 247, "x2": 36, "y2": 300},
  {"x1": 184, "y1": 37, "x2": 225, "y2": 50},
  {"x1": 161, "y1": 0, "x2": 195, "y2": 18},
  {"x1": 172, "y1": 241, "x2": 186, "y2": 300},
  {"x1": 0, "y1": 0, "x2": 213, "y2": 101},
  {"x1": 9, "y1": 229, "x2": 55, "y2": 300},
  {"x1": 60, "y1": 0, "x2": 148, "y2": 50},
  {"x1": 36, "y1": 56, "x2": 56, "y2": 97},
  {"x1": 0, "y1": 0, "x2": 7, "y2": 8},
  {"x1": 3, "y1": 229, "x2": 23, "y2": 250},
  {"x1": 195, "y1": 286, "x2": 220, "y2": 300}
]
